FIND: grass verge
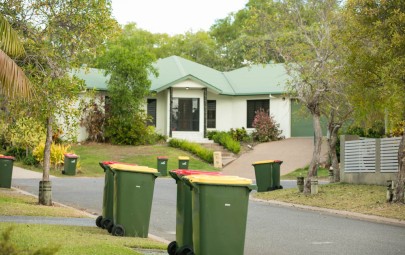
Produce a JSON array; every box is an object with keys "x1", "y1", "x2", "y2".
[
  {"x1": 281, "y1": 165, "x2": 329, "y2": 180},
  {"x1": 16, "y1": 143, "x2": 217, "y2": 177},
  {"x1": 0, "y1": 223, "x2": 166, "y2": 255},
  {"x1": 0, "y1": 188, "x2": 166, "y2": 254},
  {"x1": 254, "y1": 183, "x2": 405, "y2": 220},
  {"x1": 0, "y1": 188, "x2": 88, "y2": 218}
]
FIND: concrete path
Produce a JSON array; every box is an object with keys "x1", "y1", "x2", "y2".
[
  {"x1": 12, "y1": 166, "x2": 57, "y2": 179},
  {"x1": 222, "y1": 137, "x2": 328, "y2": 179}
]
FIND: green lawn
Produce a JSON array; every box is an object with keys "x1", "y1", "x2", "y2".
[
  {"x1": 0, "y1": 188, "x2": 166, "y2": 255},
  {"x1": 282, "y1": 165, "x2": 329, "y2": 180},
  {"x1": 16, "y1": 143, "x2": 218, "y2": 177}
]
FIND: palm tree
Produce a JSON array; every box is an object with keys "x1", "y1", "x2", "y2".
[{"x1": 0, "y1": 14, "x2": 31, "y2": 98}]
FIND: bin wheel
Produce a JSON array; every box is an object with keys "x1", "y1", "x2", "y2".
[
  {"x1": 112, "y1": 225, "x2": 125, "y2": 237},
  {"x1": 176, "y1": 245, "x2": 194, "y2": 255},
  {"x1": 107, "y1": 221, "x2": 114, "y2": 233},
  {"x1": 95, "y1": 216, "x2": 103, "y2": 228},
  {"x1": 101, "y1": 218, "x2": 112, "y2": 230},
  {"x1": 167, "y1": 241, "x2": 178, "y2": 255}
]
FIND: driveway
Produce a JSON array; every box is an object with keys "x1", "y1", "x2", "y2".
[{"x1": 222, "y1": 137, "x2": 329, "y2": 179}]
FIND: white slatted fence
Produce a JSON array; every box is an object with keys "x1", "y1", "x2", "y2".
[
  {"x1": 344, "y1": 139, "x2": 376, "y2": 172},
  {"x1": 380, "y1": 137, "x2": 401, "y2": 172}
]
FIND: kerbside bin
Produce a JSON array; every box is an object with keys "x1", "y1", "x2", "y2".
[
  {"x1": 0, "y1": 155, "x2": 15, "y2": 188},
  {"x1": 178, "y1": 156, "x2": 189, "y2": 169},
  {"x1": 157, "y1": 156, "x2": 169, "y2": 176},
  {"x1": 109, "y1": 164, "x2": 160, "y2": 237},
  {"x1": 95, "y1": 161, "x2": 118, "y2": 229},
  {"x1": 62, "y1": 153, "x2": 78, "y2": 175},
  {"x1": 182, "y1": 175, "x2": 256, "y2": 255},
  {"x1": 167, "y1": 170, "x2": 222, "y2": 255},
  {"x1": 252, "y1": 160, "x2": 283, "y2": 192}
]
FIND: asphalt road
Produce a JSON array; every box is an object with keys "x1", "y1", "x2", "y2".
[{"x1": 11, "y1": 177, "x2": 405, "y2": 255}]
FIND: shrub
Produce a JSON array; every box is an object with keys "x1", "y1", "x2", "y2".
[
  {"x1": 207, "y1": 130, "x2": 219, "y2": 140},
  {"x1": 7, "y1": 117, "x2": 46, "y2": 156},
  {"x1": 105, "y1": 113, "x2": 165, "y2": 145},
  {"x1": 252, "y1": 109, "x2": 282, "y2": 142},
  {"x1": 33, "y1": 142, "x2": 73, "y2": 171},
  {"x1": 212, "y1": 132, "x2": 241, "y2": 154},
  {"x1": 229, "y1": 127, "x2": 250, "y2": 142},
  {"x1": 168, "y1": 139, "x2": 214, "y2": 163}
]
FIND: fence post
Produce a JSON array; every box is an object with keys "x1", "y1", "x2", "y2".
[{"x1": 375, "y1": 138, "x2": 381, "y2": 174}]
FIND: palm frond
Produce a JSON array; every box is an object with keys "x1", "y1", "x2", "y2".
[
  {"x1": 0, "y1": 49, "x2": 32, "y2": 98},
  {"x1": 0, "y1": 14, "x2": 25, "y2": 57}
]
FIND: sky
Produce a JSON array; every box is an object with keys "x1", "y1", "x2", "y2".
[{"x1": 111, "y1": 0, "x2": 249, "y2": 35}]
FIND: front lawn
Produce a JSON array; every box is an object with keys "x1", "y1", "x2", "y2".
[{"x1": 15, "y1": 143, "x2": 218, "y2": 177}]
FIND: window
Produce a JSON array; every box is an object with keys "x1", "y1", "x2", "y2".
[
  {"x1": 171, "y1": 98, "x2": 199, "y2": 131},
  {"x1": 207, "y1": 100, "x2": 216, "y2": 128},
  {"x1": 147, "y1": 99, "x2": 157, "y2": 126},
  {"x1": 247, "y1": 99, "x2": 269, "y2": 128}
]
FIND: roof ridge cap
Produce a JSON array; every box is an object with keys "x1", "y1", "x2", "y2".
[
  {"x1": 173, "y1": 56, "x2": 187, "y2": 76},
  {"x1": 222, "y1": 72, "x2": 236, "y2": 95}
]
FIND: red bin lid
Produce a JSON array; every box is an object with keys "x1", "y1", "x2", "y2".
[
  {"x1": 157, "y1": 156, "x2": 168, "y2": 159},
  {"x1": 170, "y1": 169, "x2": 222, "y2": 176},
  {"x1": 102, "y1": 161, "x2": 137, "y2": 166},
  {"x1": 64, "y1": 153, "x2": 78, "y2": 158},
  {"x1": 0, "y1": 155, "x2": 15, "y2": 160}
]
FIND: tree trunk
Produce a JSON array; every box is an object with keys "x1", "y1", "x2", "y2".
[
  {"x1": 39, "y1": 116, "x2": 53, "y2": 205},
  {"x1": 327, "y1": 124, "x2": 341, "y2": 183},
  {"x1": 393, "y1": 132, "x2": 405, "y2": 203},
  {"x1": 304, "y1": 112, "x2": 323, "y2": 194}
]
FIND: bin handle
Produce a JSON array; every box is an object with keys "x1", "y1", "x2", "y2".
[{"x1": 181, "y1": 176, "x2": 199, "y2": 191}]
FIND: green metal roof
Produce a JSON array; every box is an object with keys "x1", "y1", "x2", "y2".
[
  {"x1": 77, "y1": 56, "x2": 288, "y2": 95},
  {"x1": 150, "y1": 56, "x2": 288, "y2": 95},
  {"x1": 71, "y1": 68, "x2": 109, "y2": 91}
]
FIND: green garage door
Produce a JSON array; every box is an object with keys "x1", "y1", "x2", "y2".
[{"x1": 291, "y1": 99, "x2": 327, "y2": 137}]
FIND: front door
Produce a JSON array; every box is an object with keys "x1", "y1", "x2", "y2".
[{"x1": 172, "y1": 98, "x2": 199, "y2": 131}]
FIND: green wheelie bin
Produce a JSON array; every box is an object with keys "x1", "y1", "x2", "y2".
[
  {"x1": 62, "y1": 153, "x2": 78, "y2": 175},
  {"x1": 167, "y1": 169, "x2": 222, "y2": 255},
  {"x1": 252, "y1": 160, "x2": 283, "y2": 192},
  {"x1": 95, "y1": 161, "x2": 118, "y2": 230},
  {"x1": 0, "y1": 155, "x2": 15, "y2": 188},
  {"x1": 109, "y1": 164, "x2": 160, "y2": 237},
  {"x1": 157, "y1": 156, "x2": 169, "y2": 176},
  {"x1": 182, "y1": 175, "x2": 256, "y2": 255},
  {"x1": 178, "y1": 156, "x2": 189, "y2": 169}
]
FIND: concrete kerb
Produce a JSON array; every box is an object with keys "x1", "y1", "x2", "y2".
[
  {"x1": 9, "y1": 187, "x2": 170, "y2": 244},
  {"x1": 251, "y1": 197, "x2": 405, "y2": 227}
]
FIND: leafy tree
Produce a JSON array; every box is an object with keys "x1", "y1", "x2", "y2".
[
  {"x1": 98, "y1": 23, "x2": 158, "y2": 145},
  {"x1": 0, "y1": 14, "x2": 32, "y2": 99},
  {"x1": 239, "y1": 0, "x2": 343, "y2": 193},
  {"x1": 343, "y1": 0, "x2": 405, "y2": 202},
  {"x1": 1, "y1": 0, "x2": 118, "y2": 205},
  {"x1": 155, "y1": 31, "x2": 224, "y2": 70}
]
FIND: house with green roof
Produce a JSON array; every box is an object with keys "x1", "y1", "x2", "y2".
[{"x1": 74, "y1": 55, "x2": 316, "y2": 142}]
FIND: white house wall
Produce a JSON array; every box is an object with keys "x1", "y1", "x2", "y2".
[
  {"x1": 206, "y1": 93, "x2": 291, "y2": 138},
  {"x1": 270, "y1": 97, "x2": 291, "y2": 138}
]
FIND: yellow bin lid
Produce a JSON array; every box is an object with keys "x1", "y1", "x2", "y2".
[
  {"x1": 184, "y1": 175, "x2": 253, "y2": 185},
  {"x1": 252, "y1": 160, "x2": 276, "y2": 165},
  {"x1": 178, "y1": 156, "x2": 189, "y2": 160},
  {"x1": 109, "y1": 164, "x2": 158, "y2": 173}
]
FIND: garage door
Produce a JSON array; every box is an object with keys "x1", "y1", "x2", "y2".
[{"x1": 291, "y1": 99, "x2": 327, "y2": 137}]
